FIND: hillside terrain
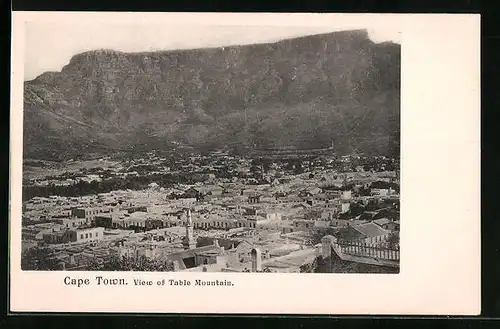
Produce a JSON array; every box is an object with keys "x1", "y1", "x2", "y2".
[{"x1": 23, "y1": 29, "x2": 400, "y2": 161}]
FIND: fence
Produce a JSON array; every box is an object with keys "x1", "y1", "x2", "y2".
[{"x1": 335, "y1": 240, "x2": 400, "y2": 262}]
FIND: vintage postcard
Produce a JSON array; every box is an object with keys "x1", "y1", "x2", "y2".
[{"x1": 10, "y1": 12, "x2": 480, "y2": 314}]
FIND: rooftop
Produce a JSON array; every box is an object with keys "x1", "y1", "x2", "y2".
[
  {"x1": 373, "y1": 218, "x2": 391, "y2": 226},
  {"x1": 351, "y1": 222, "x2": 389, "y2": 238}
]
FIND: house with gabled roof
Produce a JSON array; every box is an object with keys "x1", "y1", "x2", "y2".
[
  {"x1": 373, "y1": 218, "x2": 397, "y2": 231},
  {"x1": 162, "y1": 241, "x2": 228, "y2": 271},
  {"x1": 338, "y1": 222, "x2": 391, "y2": 244}
]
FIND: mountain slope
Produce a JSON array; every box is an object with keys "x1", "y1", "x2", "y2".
[{"x1": 23, "y1": 29, "x2": 400, "y2": 160}]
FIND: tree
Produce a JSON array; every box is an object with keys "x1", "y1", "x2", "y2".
[
  {"x1": 386, "y1": 232, "x2": 400, "y2": 249},
  {"x1": 241, "y1": 267, "x2": 272, "y2": 273},
  {"x1": 310, "y1": 227, "x2": 338, "y2": 245},
  {"x1": 21, "y1": 247, "x2": 57, "y2": 270},
  {"x1": 87, "y1": 255, "x2": 174, "y2": 272},
  {"x1": 300, "y1": 261, "x2": 315, "y2": 273}
]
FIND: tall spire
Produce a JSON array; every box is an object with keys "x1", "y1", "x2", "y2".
[
  {"x1": 184, "y1": 208, "x2": 196, "y2": 250},
  {"x1": 187, "y1": 208, "x2": 193, "y2": 226}
]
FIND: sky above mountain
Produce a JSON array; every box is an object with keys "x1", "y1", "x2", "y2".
[{"x1": 24, "y1": 23, "x2": 400, "y2": 81}]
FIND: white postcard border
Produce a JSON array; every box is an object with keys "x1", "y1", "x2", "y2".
[{"x1": 10, "y1": 12, "x2": 480, "y2": 315}]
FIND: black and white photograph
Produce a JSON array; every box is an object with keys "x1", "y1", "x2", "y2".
[
  {"x1": 8, "y1": 11, "x2": 488, "y2": 319},
  {"x1": 19, "y1": 18, "x2": 401, "y2": 275}
]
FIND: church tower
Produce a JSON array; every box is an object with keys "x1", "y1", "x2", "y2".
[{"x1": 183, "y1": 208, "x2": 196, "y2": 250}]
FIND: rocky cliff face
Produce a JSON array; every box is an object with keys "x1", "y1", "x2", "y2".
[{"x1": 23, "y1": 29, "x2": 400, "y2": 160}]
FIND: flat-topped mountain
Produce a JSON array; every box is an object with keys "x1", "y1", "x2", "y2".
[{"x1": 23, "y1": 29, "x2": 400, "y2": 161}]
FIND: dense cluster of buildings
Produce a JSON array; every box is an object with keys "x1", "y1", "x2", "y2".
[{"x1": 21, "y1": 150, "x2": 400, "y2": 273}]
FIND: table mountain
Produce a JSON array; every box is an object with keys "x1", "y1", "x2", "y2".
[{"x1": 23, "y1": 29, "x2": 400, "y2": 161}]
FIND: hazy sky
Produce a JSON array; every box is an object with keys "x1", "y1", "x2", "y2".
[{"x1": 24, "y1": 23, "x2": 400, "y2": 81}]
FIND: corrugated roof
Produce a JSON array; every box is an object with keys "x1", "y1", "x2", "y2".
[
  {"x1": 373, "y1": 218, "x2": 391, "y2": 226},
  {"x1": 352, "y1": 222, "x2": 389, "y2": 238},
  {"x1": 164, "y1": 245, "x2": 221, "y2": 261}
]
